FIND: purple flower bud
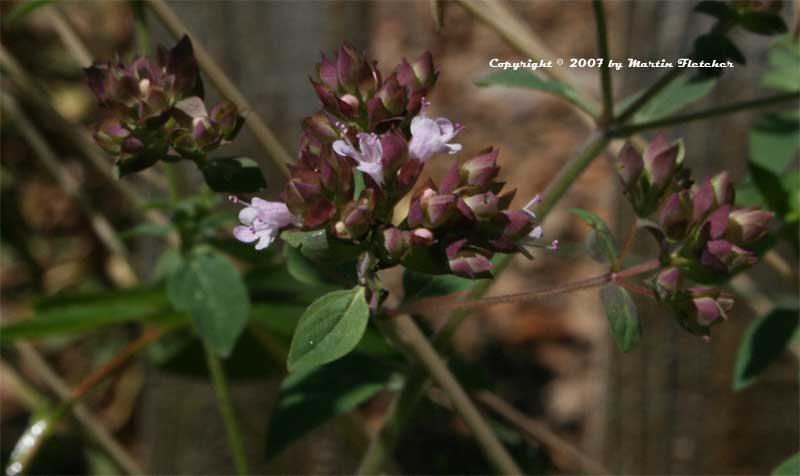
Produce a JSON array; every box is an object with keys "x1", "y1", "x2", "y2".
[
  {"x1": 396, "y1": 159, "x2": 423, "y2": 193},
  {"x1": 411, "y1": 51, "x2": 437, "y2": 89},
  {"x1": 410, "y1": 228, "x2": 436, "y2": 247},
  {"x1": 710, "y1": 172, "x2": 735, "y2": 207},
  {"x1": 377, "y1": 74, "x2": 406, "y2": 115},
  {"x1": 340, "y1": 198, "x2": 374, "y2": 239},
  {"x1": 691, "y1": 180, "x2": 716, "y2": 223},
  {"x1": 421, "y1": 191, "x2": 457, "y2": 228},
  {"x1": 463, "y1": 192, "x2": 500, "y2": 219},
  {"x1": 93, "y1": 120, "x2": 130, "y2": 155},
  {"x1": 460, "y1": 147, "x2": 500, "y2": 190},
  {"x1": 643, "y1": 134, "x2": 683, "y2": 190},
  {"x1": 336, "y1": 43, "x2": 361, "y2": 92},
  {"x1": 700, "y1": 239, "x2": 758, "y2": 274},
  {"x1": 688, "y1": 287, "x2": 734, "y2": 327},
  {"x1": 358, "y1": 61, "x2": 381, "y2": 101},
  {"x1": 655, "y1": 267, "x2": 682, "y2": 299},
  {"x1": 311, "y1": 79, "x2": 339, "y2": 112},
  {"x1": 384, "y1": 228, "x2": 411, "y2": 259},
  {"x1": 396, "y1": 58, "x2": 417, "y2": 90},
  {"x1": 302, "y1": 112, "x2": 339, "y2": 143},
  {"x1": 380, "y1": 130, "x2": 408, "y2": 173},
  {"x1": 446, "y1": 239, "x2": 493, "y2": 279},
  {"x1": 317, "y1": 53, "x2": 339, "y2": 90},
  {"x1": 500, "y1": 210, "x2": 535, "y2": 241},
  {"x1": 121, "y1": 136, "x2": 145, "y2": 154},
  {"x1": 727, "y1": 207, "x2": 773, "y2": 244},
  {"x1": 616, "y1": 143, "x2": 643, "y2": 188},
  {"x1": 660, "y1": 191, "x2": 692, "y2": 239},
  {"x1": 692, "y1": 296, "x2": 722, "y2": 326},
  {"x1": 367, "y1": 96, "x2": 390, "y2": 128},
  {"x1": 704, "y1": 205, "x2": 731, "y2": 240},
  {"x1": 336, "y1": 94, "x2": 361, "y2": 118}
]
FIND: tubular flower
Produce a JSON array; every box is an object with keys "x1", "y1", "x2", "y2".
[
  {"x1": 408, "y1": 113, "x2": 463, "y2": 162},
  {"x1": 232, "y1": 198, "x2": 300, "y2": 250},
  {"x1": 333, "y1": 133, "x2": 385, "y2": 185}
]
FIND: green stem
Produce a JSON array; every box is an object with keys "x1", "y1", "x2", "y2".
[
  {"x1": 607, "y1": 91, "x2": 800, "y2": 137},
  {"x1": 203, "y1": 343, "x2": 250, "y2": 476},
  {"x1": 592, "y1": 0, "x2": 614, "y2": 124}
]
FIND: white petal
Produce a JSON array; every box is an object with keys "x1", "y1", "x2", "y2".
[
  {"x1": 358, "y1": 133, "x2": 383, "y2": 164},
  {"x1": 238, "y1": 206, "x2": 260, "y2": 226},
  {"x1": 529, "y1": 226, "x2": 543, "y2": 239},
  {"x1": 358, "y1": 161, "x2": 384, "y2": 185},
  {"x1": 233, "y1": 225, "x2": 258, "y2": 242},
  {"x1": 254, "y1": 229, "x2": 277, "y2": 250},
  {"x1": 333, "y1": 139, "x2": 356, "y2": 158},
  {"x1": 410, "y1": 115, "x2": 440, "y2": 140}
]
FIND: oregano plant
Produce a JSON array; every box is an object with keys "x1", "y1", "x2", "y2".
[{"x1": 2, "y1": 1, "x2": 797, "y2": 475}]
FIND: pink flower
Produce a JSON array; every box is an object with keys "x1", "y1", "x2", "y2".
[
  {"x1": 408, "y1": 113, "x2": 462, "y2": 162},
  {"x1": 333, "y1": 132, "x2": 385, "y2": 185},
  {"x1": 232, "y1": 197, "x2": 299, "y2": 250}
]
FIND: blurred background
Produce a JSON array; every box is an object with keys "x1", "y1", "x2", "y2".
[{"x1": 1, "y1": 1, "x2": 798, "y2": 475}]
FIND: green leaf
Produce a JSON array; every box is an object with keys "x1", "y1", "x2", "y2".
[
  {"x1": 119, "y1": 222, "x2": 173, "y2": 240},
  {"x1": 200, "y1": 157, "x2": 267, "y2": 193},
  {"x1": 280, "y1": 229, "x2": 362, "y2": 264},
  {"x1": 733, "y1": 306, "x2": 799, "y2": 391},
  {"x1": 773, "y1": 452, "x2": 800, "y2": 476},
  {"x1": 694, "y1": 1, "x2": 737, "y2": 21},
  {"x1": 475, "y1": 69, "x2": 597, "y2": 117},
  {"x1": 631, "y1": 74, "x2": 718, "y2": 123},
  {"x1": 749, "y1": 112, "x2": 799, "y2": 174},
  {"x1": 167, "y1": 251, "x2": 250, "y2": 357},
  {"x1": 569, "y1": 208, "x2": 618, "y2": 265},
  {"x1": 0, "y1": 287, "x2": 174, "y2": 344},
  {"x1": 599, "y1": 283, "x2": 640, "y2": 352},
  {"x1": 762, "y1": 35, "x2": 800, "y2": 92},
  {"x1": 286, "y1": 287, "x2": 370, "y2": 373},
  {"x1": 353, "y1": 170, "x2": 366, "y2": 199},
  {"x1": 3, "y1": 0, "x2": 56, "y2": 28},
  {"x1": 738, "y1": 11, "x2": 788, "y2": 36},
  {"x1": 284, "y1": 244, "x2": 357, "y2": 288},
  {"x1": 402, "y1": 270, "x2": 480, "y2": 305},
  {"x1": 266, "y1": 352, "x2": 392, "y2": 460}
]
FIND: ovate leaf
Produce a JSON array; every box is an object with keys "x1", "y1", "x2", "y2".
[
  {"x1": 167, "y1": 251, "x2": 250, "y2": 357},
  {"x1": 266, "y1": 353, "x2": 393, "y2": 460},
  {"x1": 475, "y1": 69, "x2": 597, "y2": 117},
  {"x1": 570, "y1": 208, "x2": 618, "y2": 265},
  {"x1": 600, "y1": 283, "x2": 640, "y2": 352},
  {"x1": 287, "y1": 287, "x2": 370, "y2": 373},
  {"x1": 773, "y1": 452, "x2": 800, "y2": 476},
  {"x1": 733, "y1": 306, "x2": 799, "y2": 391},
  {"x1": 200, "y1": 157, "x2": 266, "y2": 193}
]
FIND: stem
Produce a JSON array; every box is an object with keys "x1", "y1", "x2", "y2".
[
  {"x1": 203, "y1": 343, "x2": 250, "y2": 476},
  {"x1": 146, "y1": 0, "x2": 292, "y2": 178},
  {"x1": 391, "y1": 273, "x2": 611, "y2": 317},
  {"x1": 615, "y1": 67, "x2": 684, "y2": 124},
  {"x1": 474, "y1": 390, "x2": 608, "y2": 474},
  {"x1": 379, "y1": 315, "x2": 523, "y2": 475},
  {"x1": 592, "y1": 0, "x2": 614, "y2": 124},
  {"x1": 608, "y1": 91, "x2": 800, "y2": 137}
]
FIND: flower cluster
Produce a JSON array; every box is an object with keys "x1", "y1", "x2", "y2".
[
  {"x1": 616, "y1": 134, "x2": 773, "y2": 337},
  {"x1": 233, "y1": 44, "x2": 546, "y2": 279},
  {"x1": 86, "y1": 36, "x2": 243, "y2": 174}
]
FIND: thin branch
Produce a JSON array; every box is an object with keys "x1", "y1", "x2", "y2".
[
  {"x1": 146, "y1": 0, "x2": 292, "y2": 178},
  {"x1": 203, "y1": 343, "x2": 250, "y2": 475},
  {"x1": 1, "y1": 93, "x2": 139, "y2": 286},
  {"x1": 379, "y1": 314, "x2": 523, "y2": 475},
  {"x1": 474, "y1": 390, "x2": 608, "y2": 474},
  {"x1": 592, "y1": 0, "x2": 614, "y2": 124},
  {"x1": 608, "y1": 91, "x2": 800, "y2": 137},
  {"x1": 14, "y1": 343, "x2": 144, "y2": 475},
  {"x1": 391, "y1": 273, "x2": 611, "y2": 317}
]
